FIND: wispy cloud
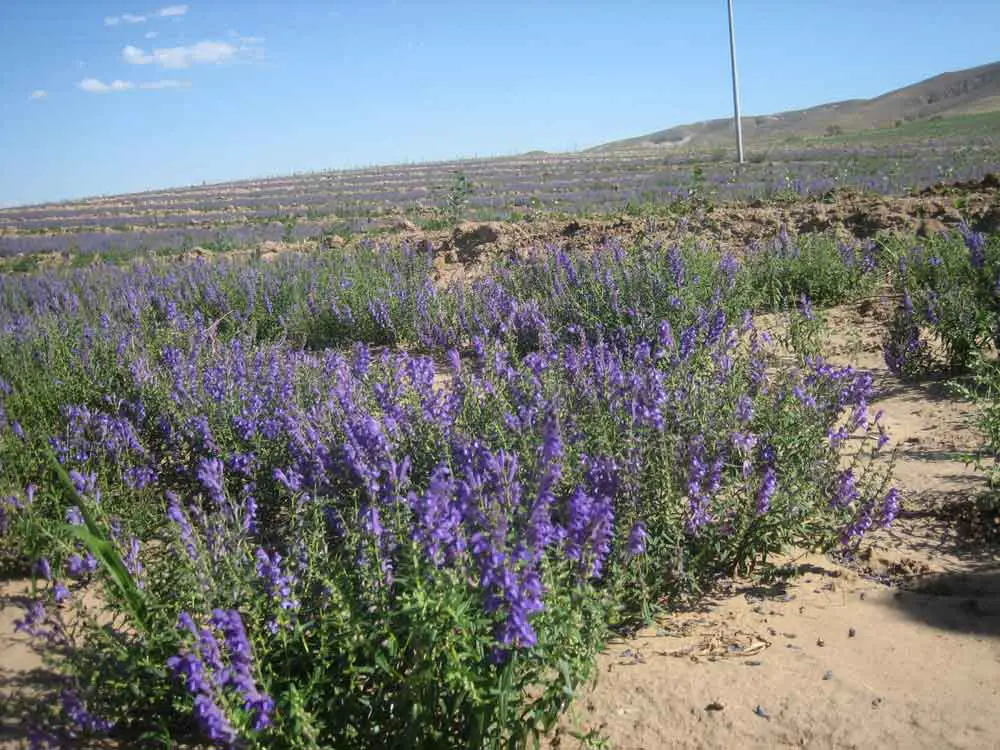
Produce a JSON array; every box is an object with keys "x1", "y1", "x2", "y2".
[
  {"x1": 29, "y1": 90, "x2": 48, "y2": 100},
  {"x1": 105, "y1": 4, "x2": 188, "y2": 26},
  {"x1": 77, "y1": 77, "x2": 192, "y2": 93},
  {"x1": 78, "y1": 78, "x2": 135, "y2": 93},
  {"x1": 123, "y1": 40, "x2": 239, "y2": 68},
  {"x1": 145, "y1": 31, "x2": 159, "y2": 39},
  {"x1": 139, "y1": 79, "x2": 191, "y2": 89},
  {"x1": 228, "y1": 30, "x2": 264, "y2": 44},
  {"x1": 156, "y1": 4, "x2": 189, "y2": 17}
]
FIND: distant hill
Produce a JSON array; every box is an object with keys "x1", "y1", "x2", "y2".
[{"x1": 591, "y1": 60, "x2": 1000, "y2": 152}]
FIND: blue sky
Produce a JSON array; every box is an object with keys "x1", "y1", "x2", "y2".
[{"x1": 1, "y1": 0, "x2": 997, "y2": 207}]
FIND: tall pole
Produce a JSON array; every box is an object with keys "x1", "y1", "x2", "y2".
[{"x1": 727, "y1": 0, "x2": 745, "y2": 164}]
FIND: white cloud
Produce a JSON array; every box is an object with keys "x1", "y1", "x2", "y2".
[
  {"x1": 78, "y1": 78, "x2": 135, "y2": 93},
  {"x1": 145, "y1": 30, "x2": 159, "y2": 38},
  {"x1": 123, "y1": 40, "x2": 238, "y2": 68},
  {"x1": 104, "y1": 4, "x2": 187, "y2": 27},
  {"x1": 122, "y1": 45, "x2": 148, "y2": 64},
  {"x1": 122, "y1": 45, "x2": 151, "y2": 64},
  {"x1": 156, "y1": 4, "x2": 189, "y2": 17},
  {"x1": 76, "y1": 77, "x2": 191, "y2": 93},
  {"x1": 29, "y1": 89, "x2": 48, "y2": 100},
  {"x1": 139, "y1": 79, "x2": 191, "y2": 89}
]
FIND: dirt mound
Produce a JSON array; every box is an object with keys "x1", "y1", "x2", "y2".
[
  {"x1": 706, "y1": 181, "x2": 998, "y2": 245},
  {"x1": 917, "y1": 172, "x2": 1000, "y2": 195},
  {"x1": 387, "y1": 176, "x2": 1000, "y2": 283},
  {"x1": 438, "y1": 222, "x2": 508, "y2": 264}
]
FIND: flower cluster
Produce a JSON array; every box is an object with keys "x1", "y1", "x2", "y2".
[
  {"x1": 167, "y1": 610, "x2": 274, "y2": 747},
  {"x1": 0, "y1": 228, "x2": 914, "y2": 747}
]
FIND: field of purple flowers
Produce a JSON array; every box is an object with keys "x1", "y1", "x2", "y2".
[
  {"x1": 6, "y1": 216, "x2": 971, "y2": 749},
  {"x1": 1, "y1": 136, "x2": 998, "y2": 260}
]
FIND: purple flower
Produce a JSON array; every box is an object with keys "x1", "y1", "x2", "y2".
[
  {"x1": 718, "y1": 252, "x2": 739, "y2": 287},
  {"x1": 409, "y1": 465, "x2": 465, "y2": 567},
  {"x1": 876, "y1": 426, "x2": 891, "y2": 451},
  {"x1": 60, "y1": 689, "x2": 114, "y2": 736},
  {"x1": 925, "y1": 292, "x2": 940, "y2": 324},
  {"x1": 880, "y1": 487, "x2": 901, "y2": 526},
  {"x1": 27, "y1": 726, "x2": 61, "y2": 749},
  {"x1": 798, "y1": 294, "x2": 815, "y2": 321},
  {"x1": 564, "y1": 456, "x2": 617, "y2": 578},
  {"x1": 959, "y1": 222, "x2": 986, "y2": 269},
  {"x1": 735, "y1": 394, "x2": 754, "y2": 423},
  {"x1": 679, "y1": 325, "x2": 698, "y2": 360},
  {"x1": 831, "y1": 469, "x2": 858, "y2": 508},
  {"x1": 683, "y1": 436, "x2": 718, "y2": 533},
  {"x1": 123, "y1": 537, "x2": 144, "y2": 589},
  {"x1": 841, "y1": 501, "x2": 875, "y2": 546},
  {"x1": 756, "y1": 465, "x2": 777, "y2": 515},
  {"x1": 626, "y1": 522, "x2": 647, "y2": 556},
  {"x1": 197, "y1": 458, "x2": 226, "y2": 505},
  {"x1": 53, "y1": 582, "x2": 70, "y2": 604},
  {"x1": 705, "y1": 309, "x2": 727, "y2": 346},
  {"x1": 68, "y1": 471, "x2": 98, "y2": 498},
  {"x1": 166, "y1": 493, "x2": 199, "y2": 561},
  {"x1": 657, "y1": 320, "x2": 675, "y2": 351},
  {"x1": 123, "y1": 465, "x2": 157, "y2": 489},
  {"x1": 273, "y1": 467, "x2": 303, "y2": 493},
  {"x1": 14, "y1": 600, "x2": 63, "y2": 644},
  {"x1": 66, "y1": 552, "x2": 97, "y2": 578},
  {"x1": 192, "y1": 692, "x2": 237, "y2": 745},
  {"x1": 667, "y1": 246, "x2": 685, "y2": 287},
  {"x1": 169, "y1": 609, "x2": 273, "y2": 745},
  {"x1": 255, "y1": 548, "x2": 299, "y2": 613}
]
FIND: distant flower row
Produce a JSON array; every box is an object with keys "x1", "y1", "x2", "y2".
[{"x1": 1, "y1": 139, "x2": 996, "y2": 251}]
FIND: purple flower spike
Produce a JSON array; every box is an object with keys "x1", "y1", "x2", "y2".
[
  {"x1": 196, "y1": 458, "x2": 226, "y2": 506},
  {"x1": 798, "y1": 294, "x2": 815, "y2": 321},
  {"x1": 65, "y1": 506, "x2": 84, "y2": 526},
  {"x1": 169, "y1": 609, "x2": 273, "y2": 745},
  {"x1": 60, "y1": 689, "x2": 114, "y2": 736},
  {"x1": 66, "y1": 553, "x2": 97, "y2": 578},
  {"x1": 880, "y1": 488, "x2": 901, "y2": 527},
  {"x1": 756, "y1": 466, "x2": 777, "y2": 515},
  {"x1": 53, "y1": 582, "x2": 70, "y2": 604},
  {"x1": 831, "y1": 469, "x2": 858, "y2": 508},
  {"x1": 959, "y1": 222, "x2": 986, "y2": 269},
  {"x1": 626, "y1": 522, "x2": 647, "y2": 557}
]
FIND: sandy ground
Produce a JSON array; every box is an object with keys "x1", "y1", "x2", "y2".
[
  {"x1": 550, "y1": 303, "x2": 1000, "y2": 750},
  {"x1": 2, "y1": 304, "x2": 999, "y2": 749}
]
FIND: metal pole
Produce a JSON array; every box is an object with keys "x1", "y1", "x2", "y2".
[{"x1": 727, "y1": 0, "x2": 745, "y2": 164}]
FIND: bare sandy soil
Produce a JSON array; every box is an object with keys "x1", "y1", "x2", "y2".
[
  {"x1": 549, "y1": 304, "x2": 1000, "y2": 750},
  {"x1": 2, "y1": 283, "x2": 999, "y2": 748}
]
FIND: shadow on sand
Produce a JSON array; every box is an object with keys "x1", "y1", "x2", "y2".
[{"x1": 889, "y1": 568, "x2": 1000, "y2": 637}]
